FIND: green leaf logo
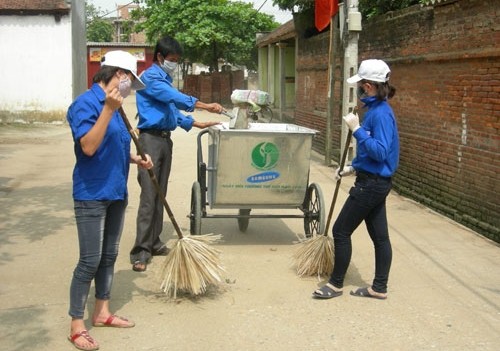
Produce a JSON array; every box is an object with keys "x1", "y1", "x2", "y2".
[{"x1": 251, "y1": 142, "x2": 279, "y2": 170}]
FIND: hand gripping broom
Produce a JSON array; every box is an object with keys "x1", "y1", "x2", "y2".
[
  {"x1": 119, "y1": 107, "x2": 224, "y2": 298},
  {"x1": 293, "y1": 125, "x2": 353, "y2": 277}
]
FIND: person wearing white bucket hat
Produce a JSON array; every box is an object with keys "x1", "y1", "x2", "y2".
[
  {"x1": 66, "y1": 50, "x2": 152, "y2": 350},
  {"x1": 313, "y1": 59, "x2": 400, "y2": 300}
]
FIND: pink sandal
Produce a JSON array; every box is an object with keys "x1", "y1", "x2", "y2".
[{"x1": 93, "y1": 314, "x2": 135, "y2": 328}]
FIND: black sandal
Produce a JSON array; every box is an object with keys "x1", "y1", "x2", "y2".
[
  {"x1": 350, "y1": 287, "x2": 387, "y2": 300},
  {"x1": 312, "y1": 284, "x2": 343, "y2": 299}
]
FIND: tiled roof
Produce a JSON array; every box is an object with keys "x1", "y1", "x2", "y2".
[
  {"x1": 0, "y1": 0, "x2": 69, "y2": 12},
  {"x1": 256, "y1": 19, "x2": 296, "y2": 47},
  {"x1": 87, "y1": 42, "x2": 153, "y2": 48}
]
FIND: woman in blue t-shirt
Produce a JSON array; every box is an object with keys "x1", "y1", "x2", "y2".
[
  {"x1": 313, "y1": 59, "x2": 400, "y2": 301},
  {"x1": 66, "y1": 51, "x2": 152, "y2": 351}
]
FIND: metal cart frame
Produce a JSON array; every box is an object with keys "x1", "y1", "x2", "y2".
[{"x1": 189, "y1": 123, "x2": 326, "y2": 236}]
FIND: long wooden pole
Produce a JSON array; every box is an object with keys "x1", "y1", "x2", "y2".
[
  {"x1": 324, "y1": 129, "x2": 352, "y2": 234},
  {"x1": 325, "y1": 15, "x2": 337, "y2": 166}
]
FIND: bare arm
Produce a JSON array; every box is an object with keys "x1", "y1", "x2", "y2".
[
  {"x1": 80, "y1": 87, "x2": 122, "y2": 156},
  {"x1": 192, "y1": 120, "x2": 221, "y2": 129},
  {"x1": 195, "y1": 101, "x2": 224, "y2": 114}
]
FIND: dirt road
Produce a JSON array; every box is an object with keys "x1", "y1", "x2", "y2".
[{"x1": 0, "y1": 100, "x2": 499, "y2": 350}]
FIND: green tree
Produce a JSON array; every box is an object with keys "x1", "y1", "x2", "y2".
[
  {"x1": 86, "y1": 2, "x2": 114, "y2": 42},
  {"x1": 358, "y1": 0, "x2": 420, "y2": 18},
  {"x1": 120, "y1": 20, "x2": 135, "y2": 42},
  {"x1": 132, "y1": 0, "x2": 278, "y2": 71},
  {"x1": 274, "y1": 0, "x2": 422, "y2": 19},
  {"x1": 273, "y1": 0, "x2": 313, "y2": 12}
]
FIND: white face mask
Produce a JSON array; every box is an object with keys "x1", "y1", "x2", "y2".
[
  {"x1": 161, "y1": 59, "x2": 177, "y2": 75},
  {"x1": 118, "y1": 76, "x2": 132, "y2": 98}
]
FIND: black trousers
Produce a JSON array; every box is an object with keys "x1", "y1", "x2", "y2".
[
  {"x1": 328, "y1": 174, "x2": 393, "y2": 293},
  {"x1": 130, "y1": 132, "x2": 173, "y2": 264}
]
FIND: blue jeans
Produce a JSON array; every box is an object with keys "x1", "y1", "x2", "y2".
[
  {"x1": 69, "y1": 199, "x2": 127, "y2": 319},
  {"x1": 329, "y1": 175, "x2": 393, "y2": 293}
]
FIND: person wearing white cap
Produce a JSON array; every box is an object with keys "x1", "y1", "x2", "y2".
[
  {"x1": 313, "y1": 59, "x2": 400, "y2": 301},
  {"x1": 66, "y1": 50, "x2": 153, "y2": 351}
]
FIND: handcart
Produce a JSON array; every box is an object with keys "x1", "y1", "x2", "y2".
[{"x1": 189, "y1": 121, "x2": 326, "y2": 236}]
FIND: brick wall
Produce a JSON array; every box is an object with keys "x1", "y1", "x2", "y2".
[
  {"x1": 182, "y1": 70, "x2": 246, "y2": 107},
  {"x1": 295, "y1": 0, "x2": 499, "y2": 242},
  {"x1": 295, "y1": 31, "x2": 344, "y2": 156}
]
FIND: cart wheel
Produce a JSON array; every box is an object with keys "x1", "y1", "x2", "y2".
[
  {"x1": 190, "y1": 181, "x2": 202, "y2": 235},
  {"x1": 238, "y1": 209, "x2": 251, "y2": 232},
  {"x1": 260, "y1": 105, "x2": 273, "y2": 123},
  {"x1": 303, "y1": 182, "x2": 325, "y2": 237}
]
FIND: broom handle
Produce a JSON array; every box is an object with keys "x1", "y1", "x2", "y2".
[
  {"x1": 324, "y1": 109, "x2": 358, "y2": 234},
  {"x1": 118, "y1": 107, "x2": 184, "y2": 239}
]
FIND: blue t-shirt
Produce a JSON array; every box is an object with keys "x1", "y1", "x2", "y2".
[
  {"x1": 67, "y1": 83, "x2": 131, "y2": 201},
  {"x1": 136, "y1": 64, "x2": 197, "y2": 132},
  {"x1": 351, "y1": 96, "x2": 400, "y2": 178}
]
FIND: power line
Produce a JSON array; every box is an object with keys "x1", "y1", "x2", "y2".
[
  {"x1": 257, "y1": 0, "x2": 269, "y2": 12},
  {"x1": 96, "y1": 1, "x2": 135, "y2": 19}
]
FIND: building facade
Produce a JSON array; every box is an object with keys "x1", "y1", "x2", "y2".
[{"x1": 0, "y1": 0, "x2": 72, "y2": 122}]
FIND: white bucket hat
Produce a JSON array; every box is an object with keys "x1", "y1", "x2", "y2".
[
  {"x1": 347, "y1": 59, "x2": 391, "y2": 84},
  {"x1": 101, "y1": 50, "x2": 145, "y2": 90}
]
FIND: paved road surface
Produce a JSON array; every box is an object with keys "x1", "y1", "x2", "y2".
[{"x1": 0, "y1": 98, "x2": 498, "y2": 350}]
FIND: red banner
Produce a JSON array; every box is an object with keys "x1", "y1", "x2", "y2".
[{"x1": 315, "y1": 0, "x2": 339, "y2": 31}]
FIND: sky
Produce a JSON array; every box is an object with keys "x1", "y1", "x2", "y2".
[{"x1": 88, "y1": 0, "x2": 293, "y2": 24}]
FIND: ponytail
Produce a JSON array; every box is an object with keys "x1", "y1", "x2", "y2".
[{"x1": 375, "y1": 82, "x2": 396, "y2": 100}]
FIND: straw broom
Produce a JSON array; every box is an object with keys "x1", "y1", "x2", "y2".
[
  {"x1": 294, "y1": 127, "x2": 353, "y2": 277},
  {"x1": 119, "y1": 107, "x2": 224, "y2": 298},
  {"x1": 294, "y1": 13, "x2": 342, "y2": 277}
]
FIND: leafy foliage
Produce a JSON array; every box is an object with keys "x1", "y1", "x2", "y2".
[
  {"x1": 118, "y1": 20, "x2": 135, "y2": 42},
  {"x1": 274, "y1": 0, "x2": 423, "y2": 18},
  {"x1": 86, "y1": 2, "x2": 114, "y2": 42},
  {"x1": 132, "y1": 0, "x2": 279, "y2": 71},
  {"x1": 273, "y1": 0, "x2": 314, "y2": 12},
  {"x1": 358, "y1": 0, "x2": 421, "y2": 19}
]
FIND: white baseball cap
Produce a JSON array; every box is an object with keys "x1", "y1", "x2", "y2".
[
  {"x1": 101, "y1": 50, "x2": 145, "y2": 90},
  {"x1": 347, "y1": 59, "x2": 391, "y2": 84}
]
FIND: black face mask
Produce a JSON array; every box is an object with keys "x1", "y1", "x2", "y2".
[{"x1": 356, "y1": 86, "x2": 366, "y2": 98}]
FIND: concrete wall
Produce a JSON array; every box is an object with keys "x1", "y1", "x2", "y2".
[
  {"x1": 284, "y1": 46, "x2": 296, "y2": 109},
  {"x1": 295, "y1": 0, "x2": 499, "y2": 242},
  {"x1": 0, "y1": 14, "x2": 72, "y2": 122},
  {"x1": 258, "y1": 46, "x2": 269, "y2": 93}
]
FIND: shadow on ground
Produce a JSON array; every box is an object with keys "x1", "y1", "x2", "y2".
[{"x1": 0, "y1": 183, "x2": 73, "y2": 264}]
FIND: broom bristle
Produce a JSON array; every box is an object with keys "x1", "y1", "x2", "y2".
[
  {"x1": 158, "y1": 234, "x2": 225, "y2": 298},
  {"x1": 293, "y1": 234, "x2": 334, "y2": 277}
]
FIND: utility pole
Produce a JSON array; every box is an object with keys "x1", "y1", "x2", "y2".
[
  {"x1": 71, "y1": 0, "x2": 87, "y2": 99},
  {"x1": 340, "y1": 0, "x2": 362, "y2": 162},
  {"x1": 325, "y1": 0, "x2": 362, "y2": 166}
]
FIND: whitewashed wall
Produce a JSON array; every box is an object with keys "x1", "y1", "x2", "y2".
[{"x1": 0, "y1": 14, "x2": 72, "y2": 120}]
